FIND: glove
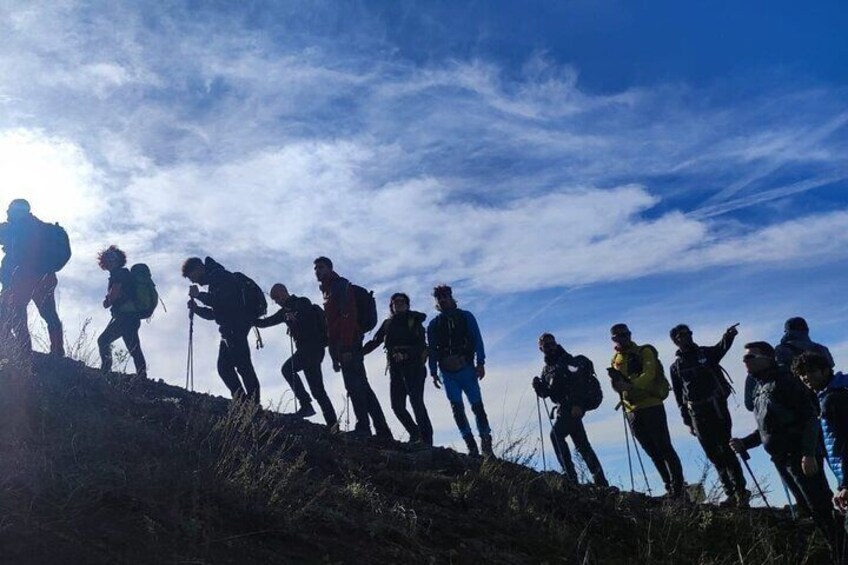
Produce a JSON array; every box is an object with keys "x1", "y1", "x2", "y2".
[{"x1": 532, "y1": 376, "x2": 544, "y2": 394}]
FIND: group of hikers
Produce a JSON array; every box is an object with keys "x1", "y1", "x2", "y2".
[{"x1": 1, "y1": 198, "x2": 847, "y2": 560}]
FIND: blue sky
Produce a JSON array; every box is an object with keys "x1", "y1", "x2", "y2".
[{"x1": 1, "y1": 1, "x2": 847, "y2": 503}]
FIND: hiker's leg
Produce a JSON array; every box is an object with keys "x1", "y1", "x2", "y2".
[
  {"x1": 629, "y1": 407, "x2": 673, "y2": 490},
  {"x1": 457, "y1": 366, "x2": 491, "y2": 437},
  {"x1": 570, "y1": 416, "x2": 608, "y2": 486},
  {"x1": 217, "y1": 339, "x2": 246, "y2": 398},
  {"x1": 228, "y1": 328, "x2": 260, "y2": 404},
  {"x1": 97, "y1": 317, "x2": 124, "y2": 373},
  {"x1": 302, "y1": 349, "x2": 337, "y2": 426},
  {"x1": 282, "y1": 350, "x2": 311, "y2": 408},
  {"x1": 32, "y1": 273, "x2": 63, "y2": 356},
  {"x1": 551, "y1": 413, "x2": 578, "y2": 482},
  {"x1": 405, "y1": 363, "x2": 433, "y2": 445},
  {"x1": 443, "y1": 373, "x2": 472, "y2": 438},
  {"x1": 2, "y1": 275, "x2": 34, "y2": 354},
  {"x1": 650, "y1": 404, "x2": 685, "y2": 494},
  {"x1": 389, "y1": 364, "x2": 418, "y2": 439},
  {"x1": 341, "y1": 354, "x2": 370, "y2": 433},
  {"x1": 119, "y1": 316, "x2": 147, "y2": 377}
]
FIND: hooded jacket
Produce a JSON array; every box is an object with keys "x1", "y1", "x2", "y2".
[
  {"x1": 0, "y1": 214, "x2": 51, "y2": 283},
  {"x1": 363, "y1": 310, "x2": 427, "y2": 365},
  {"x1": 255, "y1": 294, "x2": 324, "y2": 352},
  {"x1": 670, "y1": 332, "x2": 735, "y2": 427},
  {"x1": 536, "y1": 344, "x2": 592, "y2": 411},
  {"x1": 818, "y1": 372, "x2": 848, "y2": 489},
  {"x1": 427, "y1": 306, "x2": 485, "y2": 376},
  {"x1": 192, "y1": 257, "x2": 249, "y2": 331},
  {"x1": 320, "y1": 271, "x2": 363, "y2": 361},
  {"x1": 775, "y1": 330, "x2": 834, "y2": 369},
  {"x1": 611, "y1": 342, "x2": 665, "y2": 412},
  {"x1": 741, "y1": 366, "x2": 820, "y2": 462}
]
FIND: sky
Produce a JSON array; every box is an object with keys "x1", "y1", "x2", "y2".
[{"x1": 1, "y1": 0, "x2": 847, "y2": 503}]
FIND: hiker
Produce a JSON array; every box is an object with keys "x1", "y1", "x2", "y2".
[
  {"x1": 533, "y1": 333, "x2": 608, "y2": 486},
  {"x1": 363, "y1": 293, "x2": 433, "y2": 446},
  {"x1": 255, "y1": 283, "x2": 337, "y2": 427},
  {"x1": 744, "y1": 317, "x2": 835, "y2": 412},
  {"x1": 314, "y1": 257, "x2": 392, "y2": 439},
  {"x1": 182, "y1": 257, "x2": 262, "y2": 403},
  {"x1": 669, "y1": 323, "x2": 749, "y2": 507},
  {"x1": 427, "y1": 285, "x2": 493, "y2": 457},
  {"x1": 609, "y1": 323, "x2": 685, "y2": 498},
  {"x1": 730, "y1": 342, "x2": 839, "y2": 550},
  {"x1": 792, "y1": 351, "x2": 848, "y2": 559},
  {"x1": 0, "y1": 199, "x2": 68, "y2": 360},
  {"x1": 96, "y1": 246, "x2": 148, "y2": 378}
]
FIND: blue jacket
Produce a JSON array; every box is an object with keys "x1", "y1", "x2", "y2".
[
  {"x1": 819, "y1": 372, "x2": 848, "y2": 488},
  {"x1": 427, "y1": 308, "x2": 485, "y2": 376}
]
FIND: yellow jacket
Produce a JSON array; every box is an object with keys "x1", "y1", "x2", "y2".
[{"x1": 611, "y1": 342, "x2": 666, "y2": 412}]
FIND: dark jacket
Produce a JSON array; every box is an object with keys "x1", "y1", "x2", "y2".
[
  {"x1": 320, "y1": 271, "x2": 361, "y2": 360},
  {"x1": 255, "y1": 294, "x2": 323, "y2": 351},
  {"x1": 671, "y1": 332, "x2": 735, "y2": 427},
  {"x1": 426, "y1": 307, "x2": 485, "y2": 376},
  {"x1": 535, "y1": 344, "x2": 591, "y2": 411},
  {"x1": 0, "y1": 214, "x2": 51, "y2": 283},
  {"x1": 107, "y1": 267, "x2": 136, "y2": 316},
  {"x1": 741, "y1": 366, "x2": 820, "y2": 462},
  {"x1": 192, "y1": 257, "x2": 248, "y2": 332},
  {"x1": 363, "y1": 311, "x2": 427, "y2": 364},
  {"x1": 775, "y1": 330, "x2": 834, "y2": 370}
]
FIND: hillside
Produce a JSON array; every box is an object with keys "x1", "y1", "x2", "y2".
[{"x1": 0, "y1": 353, "x2": 832, "y2": 564}]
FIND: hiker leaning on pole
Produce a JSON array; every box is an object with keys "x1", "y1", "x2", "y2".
[
  {"x1": 533, "y1": 332, "x2": 608, "y2": 486},
  {"x1": 608, "y1": 323, "x2": 686, "y2": 499},
  {"x1": 182, "y1": 257, "x2": 263, "y2": 404},
  {"x1": 669, "y1": 323, "x2": 750, "y2": 507},
  {"x1": 0, "y1": 198, "x2": 68, "y2": 362},
  {"x1": 255, "y1": 283, "x2": 338, "y2": 427},
  {"x1": 363, "y1": 292, "x2": 434, "y2": 446},
  {"x1": 96, "y1": 245, "x2": 149, "y2": 379},
  {"x1": 427, "y1": 284, "x2": 493, "y2": 458},
  {"x1": 792, "y1": 350, "x2": 848, "y2": 561},
  {"x1": 730, "y1": 342, "x2": 840, "y2": 555}
]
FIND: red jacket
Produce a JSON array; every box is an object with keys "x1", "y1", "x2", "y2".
[{"x1": 320, "y1": 271, "x2": 362, "y2": 359}]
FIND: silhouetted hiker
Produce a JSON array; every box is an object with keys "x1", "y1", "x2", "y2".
[
  {"x1": 97, "y1": 246, "x2": 149, "y2": 379},
  {"x1": 609, "y1": 323, "x2": 685, "y2": 498},
  {"x1": 793, "y1": 352, "x2": 848, "y2": 514},
  {"x1": 363, "y1": 293, "x2": 433, "y2": 446},
  {"x1": 533, "y1": 333, "x2": 607, "y2": 486},
  {"x1": 731, "y1": 342, "x2": 839, "y2": 555},
  {"x1": 669, "y1": 323, "x2": 749, "y2": 507},
  {"x1": 744, "y1": 317, "x2": 835, "y2": 412},
  {"x1": 314, "y1": 257, "x2": 392, "y2": 439},
  {"x1": 427, "y1": 285, "x2": 493, "y2": 458},
  {"x1": 255, "y1": 283, "x2": 337, "y2": 427},
  {"x1": 182, "y1": 257, "x2": 263, "y2": 404},
  {"x1": 0, "y1": 199, "x2": 68, "y2": 361}
]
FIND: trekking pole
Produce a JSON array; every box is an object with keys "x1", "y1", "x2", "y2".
[
  {"x1": 630, "y1": 430, "x2": 653, "y2": 496},
  {"x1": 289, "y1": 331, "x2": 298, "y2": 413},
  {"x1": 345, "y1": 393, "x2": 350, "y2": 432},
  {"x1": 185, "y1": 307, "x2": 195, "y2": 391},
  {"x1": 780, "y1": 476, "x2": 797, "y2": 520},
  {"x1": 738, "y1": 450, "x2": 771, "y2": 509},
  {"x1": 621, "y1": 410, "x2": 636, "y2": 492},
  {"x1": 535, "y1": 395, "x2": 547, "y2": 472}
]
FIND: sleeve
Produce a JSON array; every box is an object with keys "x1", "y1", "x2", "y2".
[
  {"x1": 193, "y1": 305, "x2": 215, "y2": 320},
  {"x1": 744, "y1": 374, "x2": 756, "y2": 412},
  {"x1": 741, "y1": 430, "x2": 763, "y2": 451},
  {"x1": 823, "y1": 393, "x2": 848, "y2": 488},
  {"x1": 709, "y1": 332, "x2": 736, "y2": 364},
  {"x1": 427, "y1": 320, "x2": 438, "y2": 376},
  {"x1": 670, "y1": 362, "x2": 691, "y2": 427},
  {"x1": 629, "y1": 346, "x2": 658, "y2": 391},
  {"x1": 464, "y1": 311, "x2": 486, "y2": 366},
  {"x1": 362, "y1": 320, "x2": 387, "y2": 356},
  {"x1": 784, "y1": 377, "x2": 819, "y2": 457},
  {"x1": 254, "y1": 309, "x2": 286, "y2": 329}
]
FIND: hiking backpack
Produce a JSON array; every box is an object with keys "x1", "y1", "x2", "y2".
[
  {"x1": 312, "y1": 303, "x2": 329, "y2": 348},
  {"x1": 130, "y1": 263, "x2": 159, "y2": 319},
  {"x1": 42, "y1": 222, "x2": 71, "y2": 273},
  {"x1": 350, "y1": 284, "x2": 378, "y2": 334},
  {"x1": 572, "y1": 355, "x2": 603, "y2": 411},
  {"x1": 630, "y1": 344, "x2": 671, "y2": 400},
  {"x1": 233, "y1": 272, "x2": 267, "y2": 322}
]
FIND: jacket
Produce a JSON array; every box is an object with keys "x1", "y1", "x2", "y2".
[
  {"x1": 427, "y1": 307, "x2": 485, "y2": 376},
  {"x1": 670, "y1": 332, "x2": 735, "y2": 427},
  {"x1": 536, "y1": 345, "x2": 591, "y2": 411},
  {"x1": 0, "y1": 214, "x2": 51, "y2": 284},
  {"x1": 819, "y1": 372, "x2": 848, "y2": 488},
  {"x1": 255, "y1": 294, "x2": 324, "y2": 351},
  {"x1": 192, "y1": 257, "x2": 249, "y2": 332},
  {"x1": 363, "y1": 310, "x2": 427, "y2": 365},
  {"x1": 319, "y1": 271, "x2": 362, "y2": 361},
  {"x1": 611, "y1": 342, "x2": 664, "y2": 412}
]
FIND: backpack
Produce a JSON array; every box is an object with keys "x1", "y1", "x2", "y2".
[
  {"x1": 129, "y1": 263, "x2": 158, "y2": 319},
  {"x1": 573, "y1": 356, "x2": 603, "y2": 411},
  {"x1": 637, "y1": 344, "x2": 671, "y2": 400},
  {"x1": 312, "y1": 303, "x2": 329, "y2": 348},
  {"x1": 434, "y1": 310, "x2": 473, "y2": 359},
  {"x1": 42, "y1": 222, "x2": 71, "y2": 272},
  {"x1": 233, "y1": 272, "x2": 267, "y2": 321},
  {"x1": 350, "y1": 284, "x2": 378, "y2": 334}
]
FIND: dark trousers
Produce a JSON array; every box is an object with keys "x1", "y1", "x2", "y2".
[
  {"x1": 389, "y1": 361, "x2": 433, "y2": 444},
  {"x1": 98, "y1": 314, "x2": 147, "y2": 377},
  {"x1": 551, "y1": 409, "x2": 607, "y2": 486},
  {"x1": 628, "y1": 403, "x2": 685, "y2": 494},
  {"x1": 0, "y1": 271, "x2": 63, "y2": 357},
  {"x1": 282, "y1": 347, "x2": 337, "y2": 426},
  {"x1": 341, "y1": 350, "x2": 390, "y2": 435},
  {"x1": 218, "y1": 327, "x2": 260, "y2": 404},
  {"x1": 690, "y1": 399, "x2": 747, "y2": 497},
  {"x1": 776, "y1": 455, "x2": 842, "y2": 557}
]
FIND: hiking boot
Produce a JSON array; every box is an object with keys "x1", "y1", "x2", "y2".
[
  {"x1": 463, "y1": 434, "x2": 480, "y2": 457},
  {"x1": 293, "y1": 403, "x2": 316, "y2": 419},
  {"x1": 480, "y1": 434, "x2": 494, "y2": 458},
  {"x1": 348, "y1": 426, "x2": 372, "y2": 438},
  {"x1": 593, "y1": 474, "x2": 610, "y2": 488},
  {"x1": 735, "y1": 489, "x2": 751, "y2": 508},
  {"x1": 375, "y1": 428, "x2": 394, "y2": 441}
]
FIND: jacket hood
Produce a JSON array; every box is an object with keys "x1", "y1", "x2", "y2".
[
  {"x1": 781, "y1": 329, "x2": 812, "y2": 345},
  {"x1": 544, "y1": 344, "x2": 568, "y2": 366}
]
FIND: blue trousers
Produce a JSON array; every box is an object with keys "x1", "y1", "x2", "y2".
[{"x1": 442, "y1": 365, "x2": 491, "y2": 437}]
